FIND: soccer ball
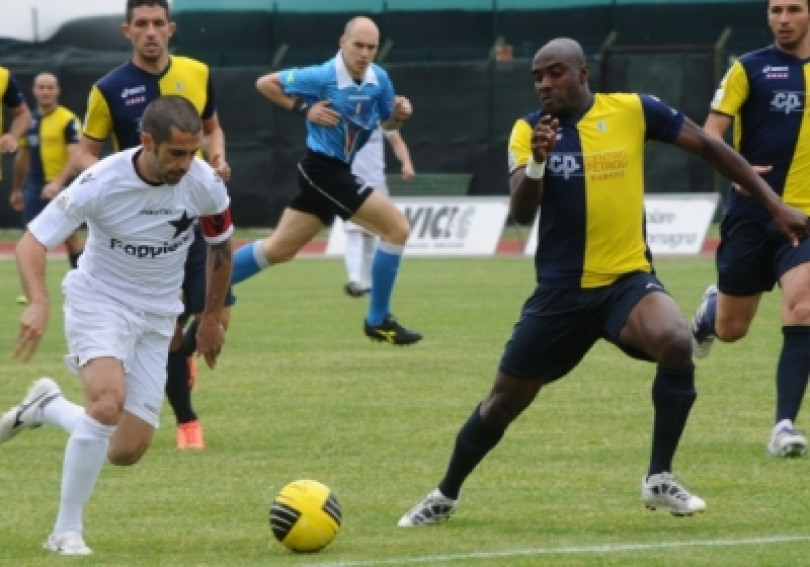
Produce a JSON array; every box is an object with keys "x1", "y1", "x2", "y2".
[{"x1": 269, "y1": 479, "x2": 342, "y2": 553}]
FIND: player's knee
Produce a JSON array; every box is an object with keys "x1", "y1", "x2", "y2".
[
  {"x1": 653, "y1": 327, "x2": 692, "y2": 366},
  {"x1": 715, "y1": 320, "x2": 749, "y2": 342},
  {"x1": 378, "y1": 216, "x2": 410, "y2": 245},
  {"x1": 85, "y1": 397, "x2": 124, "y2": 428},
  {"x1": 786, "y1": 300, "x2": 810, "y2": 325}
]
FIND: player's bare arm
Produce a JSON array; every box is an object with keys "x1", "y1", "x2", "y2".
[
  {"x1": 13, "y1": 231, "x2": 50, "y2": 361},
  {"x1": 705, "y1": 111, "x2": 771, "y2": 194},
  {"x1": 380, "y1": 95, "x2": 412, "y2": 131},
  {"x1": 202, "y1": 115, "x2": 230, "y2": 182},
  {"x1": 676, "y1": 117, "x2": 808, "y2": 245},
  {"x1": 77, "y1": 136, "x2": 103, "y2": 170},
  {"x1": 196, "y1": 237, "x2": 233, "y2": 369},
  {"x1": 255, "y1": 72, "x2": 340, "y2": 126},
  {"x1": 0, "y1": 104, "x2": 31, "y2": 154},
  {"x1": 509, "y1": 115, "x2": 558, "y2": 225}
]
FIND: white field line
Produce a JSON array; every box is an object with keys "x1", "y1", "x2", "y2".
[{"x1": 307, "y1": 534, "x2": 810, "y2": 567}]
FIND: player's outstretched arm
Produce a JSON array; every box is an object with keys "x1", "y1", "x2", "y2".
[
  {"x1": 13, "y1": 231, "x2": 50, "y2": 361},
  {"x1": 675, "y1": 117, "x2": 808, "y2": 245}
]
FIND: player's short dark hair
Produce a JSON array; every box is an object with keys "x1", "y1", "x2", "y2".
[
  {"x1": 125, "y1": 0, "x2": 171, "y2": 23},
  {"x1": 141, "y1": 95, "x2": 201, "y2": 146}
]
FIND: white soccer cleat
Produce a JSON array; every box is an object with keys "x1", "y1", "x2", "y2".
[
  {"x1": 0, "y1": 377, "x2": 61, "y2": 444},
  {"x1": 397, "y1": 488, "x2": 458, "y2": 527},
  {"x1": 766, "y1": 419, "x2": 808, "y2": 458},
  {"x1": 43, "y1": 531, "x2": 92, "y2": 555},
  {"x1": 690, "y1": 285, "x2": 718, "y2": 359},
  {"x1": 641, "y1": 472, "x2": 706, "y2": 516}
]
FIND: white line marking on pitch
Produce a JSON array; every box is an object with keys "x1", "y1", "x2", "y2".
[{"x1": 307, "y1": 534, "x2": 810, "y2": 567}]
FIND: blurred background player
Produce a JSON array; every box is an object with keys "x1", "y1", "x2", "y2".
[
  {"x1": 11, "y1": 72, "x2": 84, "y2": 289},
  {"x1": 78, "y1": 0, "x2": 235, "y2": 449},
  {"x1": 343, "y1": 124, "x2": 414, "y2": 297},
  {"x1": 0, "y1": 65, "x2": 31, "y2": 157}
]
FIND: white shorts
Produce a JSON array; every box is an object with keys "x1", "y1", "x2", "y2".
[{"x1": 62, "y1": 281, "x2": 175, "y2": 428}]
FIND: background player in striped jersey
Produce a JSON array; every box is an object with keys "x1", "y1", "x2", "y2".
[
  {"x1": 0, "y1": 65, "x2": 31, "y2": 158},
  {"x1": 11, "y1": 72, "x2": 84, "y2": 274},
  {"x1": 690, "y1": 0, "x2": 810, "y2": 458},
  {"x1": 398, "y1": 37, "x2": 809, "y2": 526},
  {"x1": 78, "y1": 0, "x2": 235, "y2": 449}
]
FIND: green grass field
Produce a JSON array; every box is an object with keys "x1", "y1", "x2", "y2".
[{"x1": 1, "y1": 255, "x2": 808, "y2": 566}]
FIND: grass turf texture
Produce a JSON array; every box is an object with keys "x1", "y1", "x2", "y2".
[{"x1": 0, "y1": 256, "x2": 808, "y2": 566}]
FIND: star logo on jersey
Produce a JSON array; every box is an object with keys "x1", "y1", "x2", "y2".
[{"x1": 169, "y1": 211, "x2": 196, "y2": 238}]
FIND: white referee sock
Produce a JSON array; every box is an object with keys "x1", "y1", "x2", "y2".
[
  {"x1": 360, "y1": 232, "x2": 377, "y2": 290},
  {"x1": 40, "y1": 394, "x2": 84, "y2": 434},
  {"x1": 344, "y1": 230, "x2": 365, "y2": 284},
  {"x1": 53, "y1": 414, "x2": 115, "y2": 536}
]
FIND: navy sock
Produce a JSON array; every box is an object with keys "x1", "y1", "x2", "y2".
[
  {"x1": 181, "y1": 320, "x2": 199, "y2": 357},
  {"x1": 438, "y1": 405, "x2": 504, "y2": 500},
  {"x1": 775, "y1": 326, "x2": 810, "y2": 423},
  {"x1": 649, "y1": 366, "x2": 696, "y2": 476},
  {"x1": 165, "y1": 350, "x2": 196, "y2": 424}
]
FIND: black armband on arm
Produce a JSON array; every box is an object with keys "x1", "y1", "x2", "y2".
[{"x1": 291, "y1": 97, "x2": 310, "y2": 118}]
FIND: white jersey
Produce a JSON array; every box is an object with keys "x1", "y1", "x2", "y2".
[
  {"x1": 351, "y1": 126, "x2": 391, "y2": 192},
  {"x1": 29, "y1": 147, "x2": 233, "y2": 316}
]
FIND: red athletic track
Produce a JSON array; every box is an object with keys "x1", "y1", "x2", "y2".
[{"x1": 0, "y1": 237, "x2": 721, "y2": 257}]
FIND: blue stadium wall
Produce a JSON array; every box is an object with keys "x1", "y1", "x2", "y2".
[{"x1": 0, "y1": 1, "x2": 771, "y2": 227}]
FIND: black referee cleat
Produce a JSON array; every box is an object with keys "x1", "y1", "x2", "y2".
[{"x1": 364, "y1": 314, "x2": 422, "y2": 345}]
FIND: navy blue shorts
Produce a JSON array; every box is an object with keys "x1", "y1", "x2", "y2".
[
  {"x1": 22, "y1": 179, "x2": 48, "y2": 224},
  {"x1": 289, "y1": 150, "x2": 373, "y2": 225},
  {"x1": 180, "y1": 224, "x2": 236, "y2": 323},
  {"x1": 498, "y1": 272, "x2": 668, "y2": 382},
  {"x1": 716, "y1": 215, "x2": 810, "y2": 296}
]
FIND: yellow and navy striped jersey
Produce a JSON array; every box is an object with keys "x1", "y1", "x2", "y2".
[
  {"x1": 19, "y1": 106, "x2": 81, "y2": 185},
  {"x1": 84, "y1": 56, "x2": 215, "y2": 151},
  {"x1": 711, "y1": 46, "x2": 810, "y2": 218},
  {"x1": 508, "y1": 93, "x2": 684, "y2": 289},
  {"x1": 1, "y1": 66, "x2": 28, "y2": 180}
]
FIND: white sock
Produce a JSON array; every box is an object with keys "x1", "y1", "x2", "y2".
[
  {"x1": 360, "y1": 232, "x2": 377, "y2": 289},
  {"x1": 344, "y1": 230, "x2": 365, "y2": 283},
  {"x1": 53, "y1": 414, "x2": 115, "y2": 536},
  {"x1": 252, "y1": 239, "x2": 270, "y2": 269},
  {"x1": 40, "y1": 394, "x2": 84, "y2": 434}
]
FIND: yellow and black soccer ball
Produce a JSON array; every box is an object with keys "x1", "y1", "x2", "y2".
[{"x1": 269, "y1": 479, "x2": 342, "y2": 553}]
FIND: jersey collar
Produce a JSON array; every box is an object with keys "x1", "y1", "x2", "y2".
[{"x1": 335, "y1": 50, "x2": 379, "y2": 89}]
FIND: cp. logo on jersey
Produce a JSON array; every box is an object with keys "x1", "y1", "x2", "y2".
[
  {"x1": 771, "y1": 91, "x2": 803, "y2": 115},
  {"x1": 547, "y1": 154, "x2": 582, "y2": 180}
]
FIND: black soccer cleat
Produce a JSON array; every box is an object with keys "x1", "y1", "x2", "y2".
[
  {"x1": 364, "y1": 314, "x2": 423, "y2": 346},
  {"x1": 344, "y1": 281, "x2": 368, "y2": 298}
]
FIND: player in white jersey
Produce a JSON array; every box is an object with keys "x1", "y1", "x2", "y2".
[
  {"x1": 0, "y1": 96, "x2": 233, "y2": 556},
  {"x1": 343, "y1": 125, "x2": 414, "y2": 297}
]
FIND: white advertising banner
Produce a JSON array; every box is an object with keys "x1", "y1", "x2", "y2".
[
  {"x1": 523, "y1": 193, "x2": 720, "y2": 256},
  {"x1": 326, "y1": 196, "x2": 509, "y2": 256}
]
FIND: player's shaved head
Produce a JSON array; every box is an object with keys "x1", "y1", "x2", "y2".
[
  {"x1": 534, "y1": 38, "x2": 586, "y2": 69},
  {"x1": 344, "y1": 16, "x2": 379, "y2": 39},
  {"x1": 33, "y1": 72, "x2": 58, "y2": 88}
]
